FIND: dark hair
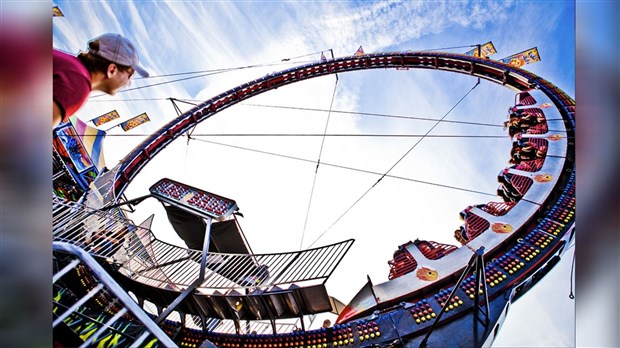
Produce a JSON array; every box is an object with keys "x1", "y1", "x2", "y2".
[
  {"x1": 77, "y1": 40, "x2": 132, "y2": 74},
  {"x1": 507, "y1": 125, "x2": 520, "y2": 138}
]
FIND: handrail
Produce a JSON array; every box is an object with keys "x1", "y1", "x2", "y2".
[
  {"x1": 53, "y1": 241, "x2": 177, "y2": 347},
  {"x1": 53, "y1": 196, "x2": 354, "y2": 291}
]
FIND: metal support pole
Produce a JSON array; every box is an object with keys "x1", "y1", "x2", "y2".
[
  {"x1": 258, "y1": 294, "x2": 278, "y2": 335},
  {"x1": 420, "y1": 247, "x2": 485, "y2": 348},
  {"x1": 367, "y1": 275, "x2": 379, "y2": 304},
  {"x1": 473, "y1": 249, "x2": 490, "y2": 324},
  {"x1": 99, "y1": 194, "x2": 152, "y2": 211},
  {"x1": 155, "y1": 216, "x2": 212, "y2": 323},
  {"x1": 199, "y1": 216, "x2": 213, "y2": 277}
]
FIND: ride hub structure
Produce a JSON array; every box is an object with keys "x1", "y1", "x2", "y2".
[{"x1": 52, "y1": 50, "x2": 575, "y2": 347}]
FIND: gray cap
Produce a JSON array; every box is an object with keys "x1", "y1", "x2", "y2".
[{"x1": 88, "y1": 33, "x2": 149, "y2": 77}]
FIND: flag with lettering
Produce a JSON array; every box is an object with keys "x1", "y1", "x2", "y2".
[
  {"x1": 464, "y1": 41, "x2": 497, "y2": 58},
  {"x1": 91, "y1": 110, "x2": 120, "y2": 126},
  {"x1": 120, "y1": 113, "x2": 150, "y2": 131},
  {"x1": 499, "y1": 47, "x2": 541, "y2": 67}
]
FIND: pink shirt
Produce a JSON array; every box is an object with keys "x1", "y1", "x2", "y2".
[{"x1": 53, "y1": 49, "x2": 92, "y2": 121}]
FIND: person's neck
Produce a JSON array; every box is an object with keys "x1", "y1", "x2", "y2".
[{"x1": 89, "y1": 71, "x2": 106, "y2": 92}]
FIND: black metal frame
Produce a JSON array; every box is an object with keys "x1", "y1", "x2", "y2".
[{"x1": 419, "y1": 247, "x2": 490, "y2": 348}]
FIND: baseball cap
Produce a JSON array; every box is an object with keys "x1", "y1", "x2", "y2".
[{"x1": 88, "y1": 33, "x2": 149, "y2": 77}]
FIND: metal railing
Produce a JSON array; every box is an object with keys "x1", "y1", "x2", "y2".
[
  {"x1": 122, "y1": 234, "x2": 354, "y2": 290},
  {"x1": 53, "y1": 242, "x2": 177, "y2": 347},
  {"x1": 53, "y1": 195, "x2": 354, "y2": 292}
]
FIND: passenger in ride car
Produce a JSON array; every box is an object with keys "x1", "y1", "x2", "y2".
[
  {"x1": 509, "y1": 140, "x2": 546, "y2": 164},
  {"x1": 504, "y1": 110, "x2": 546, "y2": 137}
]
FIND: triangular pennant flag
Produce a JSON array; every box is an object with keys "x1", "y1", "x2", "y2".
[
  {"x1": 320, "y1": 52, "x2": 327, "y2": 62},
  {"x1": 354, "y1": 46, "x2": 365, "y2": 56},
  {"x1": 53, "y1": 6, "x2": 64, "y2": 17}
]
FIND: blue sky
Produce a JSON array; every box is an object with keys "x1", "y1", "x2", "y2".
[{"x1": 53, "y1": 1, "x2": 576, "y2": 346}]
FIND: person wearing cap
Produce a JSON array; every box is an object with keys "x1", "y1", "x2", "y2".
[{"x1": 53, "y1": 33, "x2": 149, "y2": 128}]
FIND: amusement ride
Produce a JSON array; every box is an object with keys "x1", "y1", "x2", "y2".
[{"x1": 53, "y1": 48, "x2": 575, "y2": 347}]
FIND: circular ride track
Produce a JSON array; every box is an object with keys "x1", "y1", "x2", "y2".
[{"x1": 101, "y1": 51, "x2": 575, "y2": 347}]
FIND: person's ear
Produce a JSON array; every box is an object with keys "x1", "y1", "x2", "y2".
[{"x1": 106, "y1": 63, "x2": 118, "y2": 78}]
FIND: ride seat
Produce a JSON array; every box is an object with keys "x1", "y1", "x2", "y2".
[
  {"x1": 413, "y1": 239, "x2": 457, "y2": 260},
  {"x1": 388, "y1": 242, "x2": 418, "y2": 280}
]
